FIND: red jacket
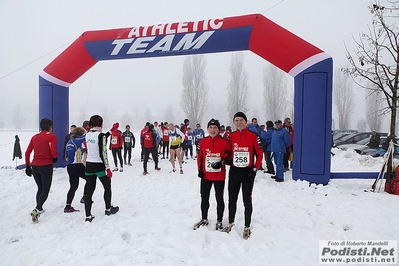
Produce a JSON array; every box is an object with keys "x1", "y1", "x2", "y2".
[
  {"x1": 229, "y1": 128, "x2": 263, "y2": 169},
  {"x1": 161, "y1": 126, "x2": 170, "y2": 142},
  {"x1": 110, "y1": 130, "x2": 123, "y2": 149},
  {"x1": 140, "y1": 127, "x2": 148, "y2": 144},
  {"x1": 143, "y1": 130, "x2": 157, "y2": 148},
  {"x1": 25, "y1": 130, "x2": 58, "y2": 166},
  {"x1": 197, "y1": 135, "x2": 231, "y2": 181}
]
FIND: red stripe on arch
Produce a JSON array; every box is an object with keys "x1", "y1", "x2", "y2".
[
  {"x1": 249, "y1": 15, "x2": 323, "y2": 74},
  {"x1": 43, "y1": 35, "x2": 98, "y2": 84}
]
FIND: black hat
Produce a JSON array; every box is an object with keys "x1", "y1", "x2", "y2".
[
  {"x1": 184, "y1": 119, "x2": 189, "y2": 124},
  {"x1": 275, "y1": 120, "x2": 283, "y2": 124},
  {"x1": 145, "y1": 122, "x2": 150, "y2": 127},
  {"x1": 233, "y1": 112, "x2": 247, "y2": 122},
  {"x1": 207, "y1": 118, "x2": 220, "y2": 130}
]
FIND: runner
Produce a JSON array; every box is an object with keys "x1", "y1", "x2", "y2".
[
  {"x1": 84, "y1": 115, "x2": 119, "y2": 222},
  {"x1": 193, "y1": 118, "x2": 232, "y2": 231},
  {"x1": 224, "y1": 112, "x2": 263, "y2": 239},
  {"x1": 168, "y1": 123, "x2": 185, "y2": 174},
  {"x1": 122, "y1": 125, "x2": 135, "y2": 166}
]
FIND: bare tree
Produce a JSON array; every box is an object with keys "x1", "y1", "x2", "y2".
[
  {"x1": 164, "y1": 104, "x2": 175, "y2": 124},
  {"x1": 357, "y1": 118, "x2": 367, "y2": 132},
  {"x1": 12, "y1": 104, "x2": 22, "y2": 129},
  {"x1": 333, "y1": 67, "x2": 355, "y2": 129},
  {"x1": 120, "y1": 111, "x2": 132, "y2": 129},
  {"x1": 227, "y1": 52, "x2": 249, "y2": 118},
  {"x1": 366, "y1": 89, "x2": 384, "y2": 131},
  {"x1": 343, "y1": 2, "x2": 399, "y2": 182},
  {"x1": 180, "y1": 55, "x2": 209, "y2": 126},
  {"x1": 262, "y1": 64, "x2": 287, "y2": 122},
  {"x1": 144, "y1": 108, "x2": 152, "y2": 124}
]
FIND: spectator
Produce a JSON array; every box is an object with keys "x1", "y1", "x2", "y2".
[
  {"x1": 270, "y1": 120, "x2": 291, "y2": 182},
  {"x1": 367, "y1": 131, "x2": 381, "y2": 148},
  {"x1": 260, "y1": 121, "x2": 275, "y2": 175},
  {"x1": 283, "y1": 117, "x2": 293, "y2": 171}
]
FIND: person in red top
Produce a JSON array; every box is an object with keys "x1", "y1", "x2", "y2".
[
  {"x1": 109, "y1": 122, "x2": 124, "y2": 172},
  {"x1": 283, "y1": 117, "x2": 294, "y2": 171},
  {"x1": 25, "y1": 118, "x2": 58, "y2": 223},
  {"x1": 142, "y1": 124, "x2": 161, "y2": 175},
  {"x1": 193, "y1": 118, "x2": 232, "y2": 231},
  {"x1": 224, "y1": 126, "x2": 232, "y2": 140},
  {"x1": 161, "y1": 122, "x2": 170, "y2": 159},
  {"x1": 180, "y1": 119, "x2": 189, "y2": 162},
  {"x1": 140, "y1": 122, "x2": 150, "y2": 161},
  {"x1": 223, "y1": 112, "x2": 264, "y2": 239}
]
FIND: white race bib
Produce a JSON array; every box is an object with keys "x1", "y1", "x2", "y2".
[
  {"x1": 205, "y1": 156, "x2": 221, "y2": 172},
  {"x1": 233, "y1": 151, "x2": 250, "y2": 167},
  {"x1": 124, "y1": 137, "x2": 131, "y2": 143}
]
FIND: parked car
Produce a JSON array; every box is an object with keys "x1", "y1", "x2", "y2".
[
  {"x1": 333, "y1": 132, "x2": 387, "y2": 147},
  {"x1": 332, "y1": 129, "x2": 358, "y2": 135},
  {"x1": 333, "y1": 133, "x2": 352, "y2": 142},
  {"x1": 336, "y1": 137, "x2": 372, "y2": 154},
  {"x1": 361, "y1": 136, "x2": 399, "y2": 157}
]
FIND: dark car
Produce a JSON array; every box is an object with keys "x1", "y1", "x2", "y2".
[
  {"x1": 333, "y1": 132, "x2": 387, "y2": 147},
  {"x1": 336, "y1": 137, "x2": 371, "y2": 154},
  {"x1": 361, "y1": 136, "x2": 399, "y2": 157}
]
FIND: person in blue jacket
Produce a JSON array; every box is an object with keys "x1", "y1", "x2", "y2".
[
  {"x1": 248, "y1": 117, "x2": 263, "y2": 136},
  {"x1": 65, "y1": 126, "x2": 87, "y2": 212},
  {"x1": 270, "y1": 120, "x2": 291, "y2": 182},
  {"x1": 260, "y1": 121, "x2": 275, "y2": 175}
]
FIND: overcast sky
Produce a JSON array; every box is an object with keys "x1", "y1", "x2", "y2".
[{"x1": 0, "y1": 0, "x2": 381, "y2": 130}]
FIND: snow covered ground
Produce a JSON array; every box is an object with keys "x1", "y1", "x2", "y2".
[{"x1": 0, "y1": 130, "x2": 398, "y2": 266}]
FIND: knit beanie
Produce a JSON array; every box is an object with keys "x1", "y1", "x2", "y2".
[
  {"x1": 207, "y1": 118, "x2": 221, "y2": 130},
  {"x1": 233, "y1": 112, "x2": 247, "y2": 122}
]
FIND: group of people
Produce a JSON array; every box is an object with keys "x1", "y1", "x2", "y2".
[
  {"x1": 139, "y1": 119, "x2": 207, "y2": 175},
  {"x1": 24, "y1": 112, "x2": 292, "y2": 240},
  {"x1": 25, "y1": 115, "x2": 120, "y2": 223},
  {"x1": 193, "y1": 112, "x2": 293, "y2": 239}
]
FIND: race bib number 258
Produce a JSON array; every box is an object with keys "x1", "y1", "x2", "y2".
[{"x1": 233, "y1": 151, "x2": 250, "y2": 167}]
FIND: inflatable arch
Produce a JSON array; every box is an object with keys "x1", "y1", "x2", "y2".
[{"x1": 39, "y1": 14, "x2": 334, "y2": 184}]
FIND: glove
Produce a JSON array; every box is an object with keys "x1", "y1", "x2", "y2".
[
  {"x1": 25, "y1": 165, "x2": 32, "y2": 177},
  {"x1": 53, "y1": 157, "x2": 58, "y2": 163},
  {"x1": 211, "y1": 161, "x2": 223, "y2": 169},
  {"x1": 110, "y1": 122, "x2": 119, "y2": 132},
  {"x1": 248, "y1": 169, "x2": 257, "y2": 179},
  {"x1": 133, "y1": 145, "x2": 135, "y2": 148},
  {"x1": 198, "y1": 169, "x2": 204, "y2": 178},
  {"x1": 224, "y1": 157, "x2": 233, "y2": 165},
  {"x1": 106, "y1": 168, "x2": 113, "y2": 179}
]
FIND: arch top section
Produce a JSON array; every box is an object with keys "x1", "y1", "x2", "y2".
[{"x1": 41, "y1": 13, "x2": 330, "y2": 86}]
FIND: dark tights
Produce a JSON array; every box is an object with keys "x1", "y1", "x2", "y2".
[
  {"x1": 200, "y1": 179, "x2": 225, "y2": 222},
  {"x1": 32, "y1": 164, "x2": 53, "y2": 211}
]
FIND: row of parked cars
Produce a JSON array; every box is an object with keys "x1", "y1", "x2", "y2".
[{"x1": 332, "y1": 129, "x2": 396, "y2": 157}]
